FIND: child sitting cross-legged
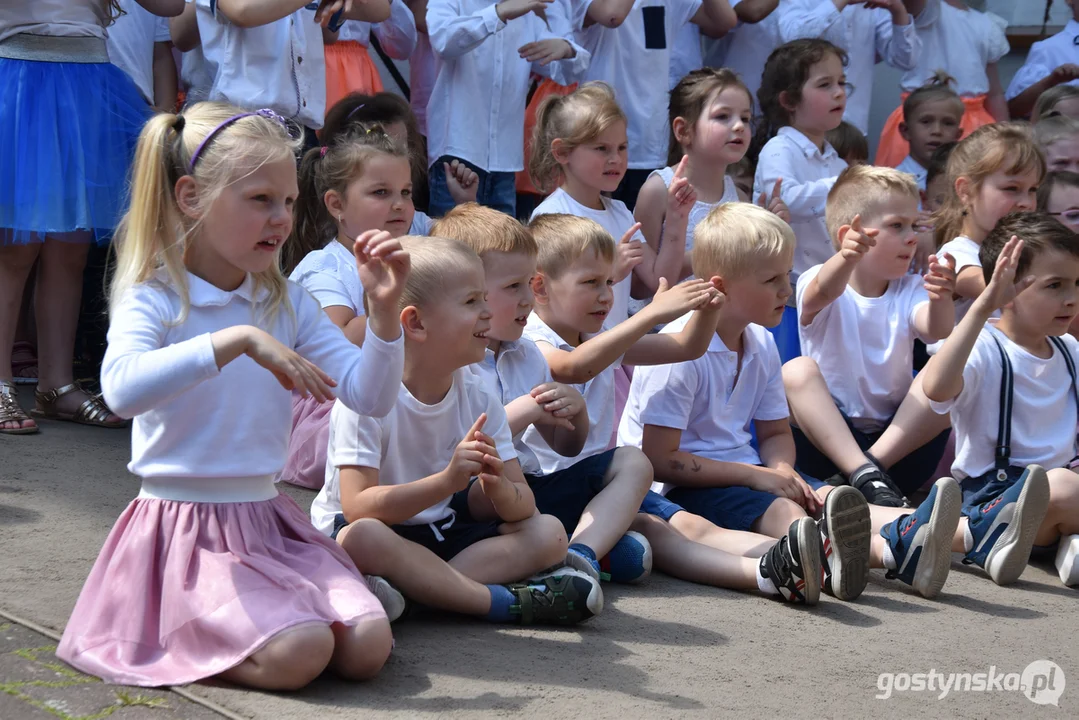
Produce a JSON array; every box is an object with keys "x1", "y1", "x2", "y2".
[
  {"x1": 783, "y1": 165, "x2": 958, "y2": 508},
  {"x1": 311, "y1": 236, "x2": 603, "y2": 626}
]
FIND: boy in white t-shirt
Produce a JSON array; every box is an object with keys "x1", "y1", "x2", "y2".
[
  {"x1": 435, "y1": 204, "x2": 656, "y2": 583},
  {"x1": 621, "y1": 202, "x2": 969, "y2": 601},
  {"x1": 923, "y1": 213, "x2": 1079, "y2": 587},
  {"x1": 784, "y1": 166, "x2": 956, "y2": 508},
  {"x1": 315, "y1": 237, "x2": 603, "y2": 625}
]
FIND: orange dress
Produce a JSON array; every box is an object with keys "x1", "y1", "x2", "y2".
[
  {"x1": 324, "y1": 40, "x2": 383, "y2": 114},
  {"x1": 875, "y1": 94, "x2": 995, "y2": 168}
]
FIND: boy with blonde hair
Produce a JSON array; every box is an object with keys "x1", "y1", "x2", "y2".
[{"x1": 784, "y1": 165, "x2": 956, "y2": 508}]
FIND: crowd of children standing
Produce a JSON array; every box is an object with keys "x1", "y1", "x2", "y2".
[{"x1": 2, "y1": 0, "x2": 1079, "y2": 696}]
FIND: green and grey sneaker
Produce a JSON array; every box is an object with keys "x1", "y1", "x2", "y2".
[{"x1": 507, "y1": 569, "x2": 603, "y2": 625}]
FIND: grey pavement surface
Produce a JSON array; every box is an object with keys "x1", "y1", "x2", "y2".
[{"x1": 1, "y1": 386, "x2": 1076, "y2": 718}]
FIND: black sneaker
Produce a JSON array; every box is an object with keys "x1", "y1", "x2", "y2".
[
  {"x1": 817, "y1": 486, "x2": 872, "y2": 601},
  {"x1": 759, "y1": 517, "x2": 821, "y2": 605},
  {"x1": 850, "y1": 463, "x2": 911, "y2": 508},
  {"x1": 507, "y1": 570, "x2": 603, "y2": 625}
]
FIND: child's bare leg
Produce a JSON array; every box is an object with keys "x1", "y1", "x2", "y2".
[
  {"x1": 217, "y1": 622, "x2": 334, "y2": 691},
  {"x1": 329, "y1": 618, "x2": 393, "y2": 681},
  {"x1": 449, "y1": 513, "x2": 568, "y2": 584},
  {"x1": 337, "y1": 518, "x2": 494, "y2": 615},
  {"x1": 866, "y1": 373, "x2": 952, "y2": 468},
  {"x1": 783, "y1": 357, "x2": 871, "y2": 475},
  {"x1": 751, "y1": 497, "x2": 808, "y2": 538},
  {"x1": 632, "y1": 513, "x2": 759, "y2": 590},
  {"x1": 1035, "y1": 468, "x2": 1079, "y2": 546},
  {"x1": 570, "y1": 447, "x2": 653, "y2": 557}
]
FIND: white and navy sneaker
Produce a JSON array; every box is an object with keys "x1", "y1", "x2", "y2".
[
  {"x1": 817, "y1": 486, "x2": 871, "y2": 601},
  {"x1": 880, "y1": 477, "x2": 962, "y2": 598},
  {"x1": 759, "y1": 517, "x2": 821, "y2": 605},
  {"x1": 964, "y1": 465, "x2": 1050, "y2": 586}
]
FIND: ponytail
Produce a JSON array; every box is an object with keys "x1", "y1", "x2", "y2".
[{"x1": 284, "y1": 146, "x2": 332, "y2": 274}]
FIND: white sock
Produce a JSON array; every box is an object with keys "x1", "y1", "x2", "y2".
[
  {"x1": 756, "y1": 561, "x2": 779, "y2": 595},
  {"x1": 881, "y1": 543, "x2": 897, "y2": 570},
  {"x1": 963, "y1": 524, "x2": 974, "y2": 553}
]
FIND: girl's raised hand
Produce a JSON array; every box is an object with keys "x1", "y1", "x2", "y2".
[
  {"x1": 613, "y1": 222, "x2": 645, "y2": 283},
  {"x1": 758, "y1": 178, "x2": 790, "y2": 223},
  {"x1": 444, "y1": 159, "x2": 479, "y2": 204},
  {"x1": 666, "y1": 156, "x2": 697, "y2": 221},
  {"x1": 244, "y1": 327, "x2": 337, "y2": 402}
]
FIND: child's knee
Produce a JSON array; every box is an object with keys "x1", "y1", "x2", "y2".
[
  {"x1": 761, "y1": 497, "x2": 807, "y2": 530},
  {"x1": 338, "y1": 517, "x2": 397, "y2": 575},
  {"x1": 522, "y1": 512, "x2": 569, "y2": 565},
  {"x1": 781, "y1": 356, "x2": 822, "y2": 392},
  {"x1": 258, "y1": 623, "x2": 336, "y2": 690},
  {"x1": 333, "y1": 618, "x2": 393, "y2": 682},
  {"x1": 610, "y1": 446, "x2": 654, "y2": 491},
  {"x1": 1048, "y1": 468, "x2": 1079, "y2": 510}
]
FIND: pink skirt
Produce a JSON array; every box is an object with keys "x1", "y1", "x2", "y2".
[
  {"x1": 57, "y1": 492, "x2": 386, "y2": 687},
  {"x1": 280, "y1": 392, "x2": 333, "y2": 490}
]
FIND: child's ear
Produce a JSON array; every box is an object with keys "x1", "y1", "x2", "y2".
[
  {"x1": 401, "y1": 306, "x2": 426, "y2": 341},
  {"x1": 174, "y1": 176, "x2": 201, "y2": 220},
  {"x1": 778, "y1": 90, "x2": 797, "y2": 115},
  {"x1": 672, "y1": 117, "x2": 691, "y2": 147},
  {"x1": 324, "y1": 189, "x2": 344, "y2": 220},
  {"x1": 712, "y1": 274, "x2": 727, "y2": 295},
  {"x1": 954, "y1": 175, "x2": 972, "y2": 206},
  {"x1": 836, "y1": 224, "x2": 852, "y2": 249},
  {"x1": 551, "y1": 138, "x2": 571, "y2": 164},
  {"x1": 898, "y1": 121, "x2": 911, "y2": 142},
  {"x1": 531, "y1": 273, "x2": 550, "y2": 306}
]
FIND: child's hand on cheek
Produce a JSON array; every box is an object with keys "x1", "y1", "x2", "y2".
[
  {"x1": 614, "y1": 222, "x2": 645, "y2": 282},
  {"x1": 923, "y1": 252, "x2": 956, "y2": 302}
]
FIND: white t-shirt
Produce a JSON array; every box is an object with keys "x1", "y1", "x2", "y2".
[
  {"x1": 106, "y1": 0, "x2": 170, "y2": 104},
  {"x1": 618, "y1": 315, "x2": 789, "y2": 496},
  {"x1": 930, "y1": 326, "x2": 1079, "y2": 480},
  {"x1": 1007, "y1": 19, "x2": 1079, "y2": 101},
  {"x1": 938, "y1": 235, "x2": 983, "y2": 326},
  {"x1": 652, "y1": 166, "x2": 738, "y2": 254},
  {"x1": 179, "y1": 42, "x2": 217, "y2": 106},
  {"x1": 522, "y1": 312, "x2": 619, "y2": 474},
  {"x1": 470, "y1": 338, "x2": 554, "y2": 476},
  {"x1": 410, "y1": 210, "x2": 433, "y2": 236},
  {"x1": 797, "y1": 265, "x2": 930, "y2": 432},
  {"x1": 313, "y1": 368, "x2": 516, "y2": 533},
  {"x1": 0, "y1": 0, "x2": 108, "y2": 44},
  {"x1": 410, "y1": 33, "x2": 437, "y2": 137},
  {"x1": 896, "y1": 155, "x2": 927, "y2": 191},
  {"x1": 289, "y1": 239, "x2": 366, "y2": 315},
  {"x1": 900, "y1": 0, "x2": 1008, "y2": 95},
  {"x1": 575, "y1": 0, "x2": 703, "y2": 169},
  {"x1": 102, "y1": 271, "x2": 404, "y2": 482},
  {"x1": 753, "y1": 127, "x2": 847, "y2": 287},
  {"x1": 702, "y1": 0, "x2": 780, "y2": 103},
  {"x1": 669, "y1": 21, "x2": 701, "y2": 90},
  {"x1": 531, "y1": 187, "x2": 639, "y2": 328}
]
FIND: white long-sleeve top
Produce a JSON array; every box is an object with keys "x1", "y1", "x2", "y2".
[
  {"x1": 102, "y1": 271, "x2": 404, "y2": 480},
  {"x1": 778, "y1": 0, "x2": 920, "y2": 134},
  {"x1": 336, "y1": 0, "x2": 418, "y2": 59},
  {"x1": 425, "y1": 0, "x2": 590, "y2": 171}
]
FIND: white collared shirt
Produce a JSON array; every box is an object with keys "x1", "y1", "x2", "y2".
[
  {"x1": 107, "y1": 0, "x2": 170, "y2": 104},
  {"x1": 522, "y1": 312, "x2": 619, "y2": 474},
  {"x1": 469, "y1": 338, "x2": 554, "y2": 476},
  {"x1": 336, "y1": 0, "x2": 417, "y2": 59},
  {"x1": 102, "y1": 272, "x2": 404, "y2": 482},
  {"x1": 289, "y1": 239, "x2": 365, "y2": 315},
  {"x1": 896, "y1": 155, "x2": 927, "y2": 191},
  {"x1": 575, "y1": 0, "x2": 703, "y2": 169},
  {"x1": 930, "y1": 326, "x2": 1079, "y2": 480},
  {"x1": 753, "y1": 127, "x2": 847, "y2": 285},
  {"x1": 617, "y1": 315, "x2": 789, "y2": 496},
  {"x1": 410, "y1": 33, "x2": 437, "y2": 136},
  {"x1": 778, "y1": 0, "x2": 920, "y2": 134},
  {"x1": 901, "y1": 0, "x2": 1008, "y2": 96},
  {"x1": 1007, "y1": 19, "x2": 1079, "y2": 100},
  {"x1": 425, "y1": 0, "x2": 589, "y2": 172},
  {"x1": 314, "y1": 368, "x2": 516, "y2": 532},
  {"x1": 797, "y1": 265, "x2": 929, "y2": 432},
  {"x1": 195, "y1": 0, "x2": 326, "y2": 128},
  {"x1": 703, "y1": 0, "x2": 781, "y2": 101}
]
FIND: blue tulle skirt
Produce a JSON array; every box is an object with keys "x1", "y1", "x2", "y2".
[{"x1": 0, "y1": 57, "x2": 150, "y2": 245}]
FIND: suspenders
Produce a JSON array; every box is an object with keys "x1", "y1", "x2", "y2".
[{"x1": 987, "y1": 330, "x2": 1079, "y2": 480}]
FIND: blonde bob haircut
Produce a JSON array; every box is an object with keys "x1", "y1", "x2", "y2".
[
  {"x1": 431, "y1": 202, "x2": 538, "y2": 258},
  {"x1": 528, "y1": 213, "x2": 615, "y2": 279},
  {"x1": 692, "y1": 202, "x2": 795, "y2": 280},
  {"x1": 825, "y1": 164, "x2": 920, "y2": 249},
  {"x1": 110, "y1": 101, "x2": 301, "y2": 328}
]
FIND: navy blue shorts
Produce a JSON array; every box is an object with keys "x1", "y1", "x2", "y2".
[
  {"x1": 959, "y1": 465, "x2": 1028, "y2": 518},
  {"x1": 665, "y1": 473, "x2": 826, "y2": 532},
  {"x1": 638, "y1": 490, "x2": 684, "y2": 521},
  {"x1": 331, "y1": 486, "x2": 501, "y2": 562},
  {"x1": 527, "y1": 450, "x2": 616, "y2": 536}
]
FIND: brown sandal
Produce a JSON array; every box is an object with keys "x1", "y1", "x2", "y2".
[
  {"x1": 31, "y1": 382, "x2": 128, "y2": 429},
  {"x1": 0, "y1": 380, "x2": 39, "y2": 435}
]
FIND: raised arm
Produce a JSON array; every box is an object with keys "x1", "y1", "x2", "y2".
[
  {"x1": 169, "y1": 1, "x2": 200, "y2": 52},
  {"x1": 799, "y1": 215, "x2": 874, "y2": 325},
  {"x1": 373, "y1": 0, "x2": 419, "y2": 58},
  {"x1": 734, "y1": 0, "x2": 779, "y2": 24},
  {"x1": 135, "y1": 0, "x2": 186, "y2": 16},
  {"x1": 691, "y1": 0, "x2": 737, "y2": 38}
]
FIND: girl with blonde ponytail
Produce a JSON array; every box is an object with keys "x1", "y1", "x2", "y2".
[{"x1": 57, "y1": 101, "x2": 411, "y2": 691}]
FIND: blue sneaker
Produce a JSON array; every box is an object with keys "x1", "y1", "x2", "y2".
[
  {"x1": 600, "y1": 531, "x2": 653, "y2": 584},
  {"x1": 965, "y1": 465, "x2": 1051, "y2": 586},
  {"x1": 880, "y1": 477, "x2": 961, "y2": 598},
  {"x1": 565, "y1": 543, "x2": 603, "y2": 583}
]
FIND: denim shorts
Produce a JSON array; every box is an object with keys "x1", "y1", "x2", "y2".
[
  {"x1": 638, "y1": 490, "x2": 684, "y2": 521},
  {"x1": 665, "y1": 473, "x2": 826, "y2": 532},
  {"x1": 527, "y1": 450, "x2": 616, "y2": 536}
]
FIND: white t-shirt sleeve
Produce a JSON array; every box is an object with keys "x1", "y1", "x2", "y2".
[
  {"x1": 293, "y1": 262, "x2": 360, "y2": 312},
  {"x1": 635, "y1": 362, "x2": 700, "y2": 431},
  {"x1": 939, "y1": 238, "x2": 982, "y2": 274},
  {"x1": 754, "y1": 335, "x2": 790, "y2": 422},
  {"x1": 154, "y1": 16, "x2": 171, "y2": 42},
  {"x1": 795, "y1": 264, "x2": 835, "y2": 328},
  {"x1": 330, "y1": 404, "x2": 385, "y2": 470},
  {"x1": 928, "y1": 333, "x2": 989, "y2": 416},
  {"x1": 484, "y1": 388, "x2": 519, "y2": 461},
  {"x1": 671, "y1": 0, "x2": 705, "y2": 30},
  {"x1": 985, "y1": 12, "x2": 1010, "y2": 64}
]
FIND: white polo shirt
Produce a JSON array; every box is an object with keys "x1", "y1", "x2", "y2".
[
  {"x1": 313, "y1": 367, "x2": 516, "y2": 533},
  {"x1": 1007, "y1": 20, "x2": 1079, "y2": 101},
  {"x1": 797, "y1": 265, "x2": 930, "y2": 432},
  {"x1": 107, "y1": 0, "x2": 171, "y2": 104},
  {"x1": 195, "y1": 0, "x2": 326, "y2": 128},
  {"x1": 575, "y1": 0, "x2": 703, "y2": 169},
  {"x1": 930, "y1": 326, "x2": 1079, "y2": 480},
  {"x1": 425, "y1": 0, "x2": 589, "y2": 172},
  {"x1": 617, "y1": 315, "x2": 789, "y2": 496},
  {"x1": 522, "y1": 312, "x2": 619, "y2": 474},
  {"x1": 753, "y1": 127, "x2": 847, "y2": 286},
  {"x1": 896, "y1": 155, "x2": 927, "y2": 191},
  {"x1": 289, "y1": 239, "x2": 365, "y2": 315},
  {"x1": 778, "y1": 0, "x2": 920, "y2": 134},
  {"x1": 470, "y1": 338, "x2": 555, "y2": 476},
  {"x1": 901, "y1": 0, "x2": 1008, "y2": 96}
]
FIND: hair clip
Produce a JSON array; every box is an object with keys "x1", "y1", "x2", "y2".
[
  {"x1": 320, "y1": 146, "x2": 329, "y2": 158},
  {"x1": 346, "y1": 103, "x2": 367, "y2": 121}
]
